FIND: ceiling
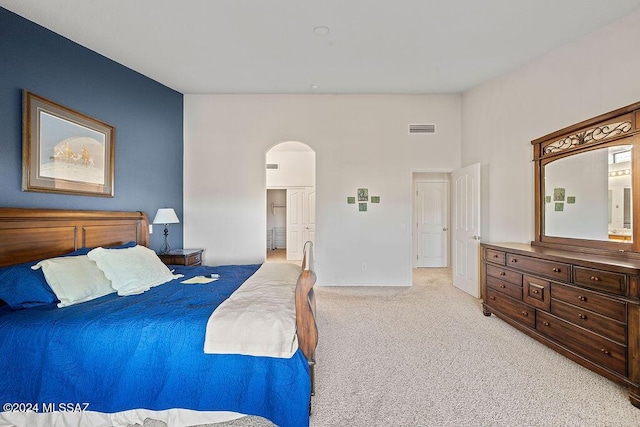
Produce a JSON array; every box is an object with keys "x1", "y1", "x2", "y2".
[{"x1": 3, "y1": 0, "x2": 640, "y2": 94}]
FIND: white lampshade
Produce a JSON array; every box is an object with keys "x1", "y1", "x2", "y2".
[{"x1": 153, "y1": 208, "x2": 180, "y2": 225}]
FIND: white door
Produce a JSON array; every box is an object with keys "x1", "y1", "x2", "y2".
[
  {"x1": 304, "y1": 188, "x2": 316, "y2": 246},
  {"x1": 452, "y1": 163, "x2": 481, "y2": 298},
  {"x1": 286, "y1": 187, "x2": 315, "y2": 261},
  {"x1": 415, "y1": 181, "x2": 449, "y2": 267}
]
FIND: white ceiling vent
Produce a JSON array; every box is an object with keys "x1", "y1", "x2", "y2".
[
  {"x1": 409, "y1": 124, "x2": 436, "y2": 134},
  {"x1": 266, "y1": 163, "x2": 279, "y2": 170}
]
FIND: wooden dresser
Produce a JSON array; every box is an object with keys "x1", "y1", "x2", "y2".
[{"x1": 481, "y1": 242, "x2": 640, "y2": 407}]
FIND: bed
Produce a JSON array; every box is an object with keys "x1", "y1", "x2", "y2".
[{"x1": 0, "y1": 207, "x2": 317, "y2": 427}]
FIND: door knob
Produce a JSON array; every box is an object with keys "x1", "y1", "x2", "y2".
[{"x1": 442, "y1": 228, "x2": 448, "y2": 231}]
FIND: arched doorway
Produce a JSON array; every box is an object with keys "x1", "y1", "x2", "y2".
[{"x1": 265, "y1": 141, "x2": 316, "y2": 262}]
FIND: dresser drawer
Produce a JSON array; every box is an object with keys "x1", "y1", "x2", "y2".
[
  {"x1": 550, "y1": 283, "x2": 626, "y2": 323},
  {"x1": 186, "y1": 252, "x2": 202, "y2": 266},
  {"x1": 485, "y1": 249, "x2": 506, "y2": 265},
  {"x1": 487, "y1": 276, "x2": 522, "y2": 300},
  {"x1": 573, "y1": 266, "x2": 626, "y2": 296},
  {"x1": 486, "y1": 264, "x2": 522, "y2": 286},
  {"x1": 506, "y1": 254, "x2": 570, "y2": 282},
  {"x1": 523, "y1": 275, "x2": 551, "y2": 311},
  {"x1": 158, "y1": 249, "x2": 204, "y2": 266},
  {"x1": 551, "y1": 299, "x2": 626, "y2": 344},
  {"x1": 537, "y1": 311, "x2": 626, "y2": 376},
  {"x1": 485, "y1": 288, "x2": 535, "y2": 328}
]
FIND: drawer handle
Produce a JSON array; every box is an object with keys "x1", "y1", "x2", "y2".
[
  {"x1": 489, "y1": 296, "x2": 495, "y2": 300},
  {"x1": 500, "y1": 284, "x2": 506, "y2": 288},
  {"x1": 578, "y1": 314, "x2": 587, "y2": 320},
  {"x1": 493, "y1": 254, "x2": 499, "y2": 258},
  {"x1": 542, "y1": 321, "x2": 550, "y2": 326},
  {"x1": 532, "y1": 289, "x2": 539, "y2": 294},
  {"x1": 590, "y1": 276, "x2": 600, "y2": 282},
  {"x1": 552, "y1": 268, "x2": 561, "y2": 273},
  {"x1": 499, "y1": 272, "x2": 506, "y2": 276},
  {"x1": 521, "y1": 311, "x2": 528, "y2": 316},
  {"x1": 577, "y1": 296, "x2": 587, "y2": 301},
  {"x1": 601, "y1": 349, "x2": 610, "y2": 356},
  {"x1": 511, "y1": 259, "x2": 517, "y2": 263}
]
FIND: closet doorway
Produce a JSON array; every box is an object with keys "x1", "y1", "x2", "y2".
[
  {"x1": 265, "y1": 142, "x2": 316, "y2": 262},
  {"x1": 266, "y1": 189, "x2": 287, "y2": 260}
]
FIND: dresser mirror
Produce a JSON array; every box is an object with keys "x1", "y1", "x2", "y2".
[
  {"x1": 543, "y1": 144, "x2": 633, "y2": 242},
  {"x1": 532, "y1": 102, "x2": 640, "y2": 255}
]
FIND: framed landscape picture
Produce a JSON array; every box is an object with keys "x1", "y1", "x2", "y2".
[{"x1": 22, "y1": 90, "x2": 115, "y2": 197}]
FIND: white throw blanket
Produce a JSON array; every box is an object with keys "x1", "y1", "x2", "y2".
[{"x1": 204, "y1": 263, "x2": 302, "y2": 358}]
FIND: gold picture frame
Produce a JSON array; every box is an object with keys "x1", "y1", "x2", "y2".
[{"x1": 22, "y1": 90, "x2": 115, "y2": 197}]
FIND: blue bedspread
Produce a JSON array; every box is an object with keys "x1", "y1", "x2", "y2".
[{"x1": 0, "y1": 264, "x2": 310, "y2": 427}]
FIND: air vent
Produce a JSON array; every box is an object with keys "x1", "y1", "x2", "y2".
[
  {"x1": 409, "y1": 124, "x2": 436, "y2": 134},
  {"x1": 266, "y1": 163, "x2": 279, "y2": 170}
]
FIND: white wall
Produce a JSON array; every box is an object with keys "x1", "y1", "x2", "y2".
[
  {"x1": 266, "y1": 148, "x2": 315, "y2": 188},
  {"x1": 461, "y1": 10, "x2": 640, "y2": 245},
  {"x1": 184, "y1": 95, "x2": 461, "y2": 285},
  {"x1": 544, "y1": 150, "x2": 608, "y2": 240}
]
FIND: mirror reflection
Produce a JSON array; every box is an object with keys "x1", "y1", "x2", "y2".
[{"x1": 544, "y1": 145, "x2": 632, "y2": 242}]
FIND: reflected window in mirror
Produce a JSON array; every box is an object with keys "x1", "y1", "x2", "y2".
[{"x1": 608, "y1": 146, "x2": 633, "y2": 240}]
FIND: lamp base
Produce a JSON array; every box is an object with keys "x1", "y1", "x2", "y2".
[{"x1": 159, "y1": 225, "x2": 171, "y2": 254}]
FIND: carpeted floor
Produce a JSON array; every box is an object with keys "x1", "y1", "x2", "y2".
[
  {"x1": 307, "y1": 268, "x2": 640, "y2": 426},
  {"x1": 141, "y1": 268, "x2": 640, "y2": 426}
]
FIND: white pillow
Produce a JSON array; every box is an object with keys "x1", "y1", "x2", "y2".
[
  {"x1": 32, "y1": 256, "x2": 114, "y2": 308},
  {"x1": 87, "y1": 245, "x2": 183, "y2": 296}
]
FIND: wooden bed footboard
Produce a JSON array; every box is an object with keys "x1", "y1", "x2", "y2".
[{"x1": 296, "y1": 241, "x2": 318, "y2": 395}]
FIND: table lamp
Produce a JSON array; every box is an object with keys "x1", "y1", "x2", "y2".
[{"x1": 153, "y1": 208, "x2": 180, "y2": 254}]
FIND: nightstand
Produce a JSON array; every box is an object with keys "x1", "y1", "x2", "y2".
[{"x1": 157, "y1": 249, "x2": 204, "y2": 266}]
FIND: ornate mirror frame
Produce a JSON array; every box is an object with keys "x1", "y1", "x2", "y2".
[{"x1": 532, "y1": 101, "x2": 640, "y2": 257}]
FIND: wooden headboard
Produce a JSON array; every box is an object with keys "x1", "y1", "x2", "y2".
[{"x1": 0, "y1": 207, "x2": 149, "y2": 268}]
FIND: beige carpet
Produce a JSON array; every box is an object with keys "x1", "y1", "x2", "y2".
[
  {"x1": 308, "y1": 268, "x2": 640, "y2": 426},
  {"x1": 141, "y1": 268, "x2": 640, "y2": 426}
]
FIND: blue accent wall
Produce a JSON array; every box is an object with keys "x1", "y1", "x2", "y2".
[{"x1": 0, "y1": 8, "x2": 184, "y2": 251}]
